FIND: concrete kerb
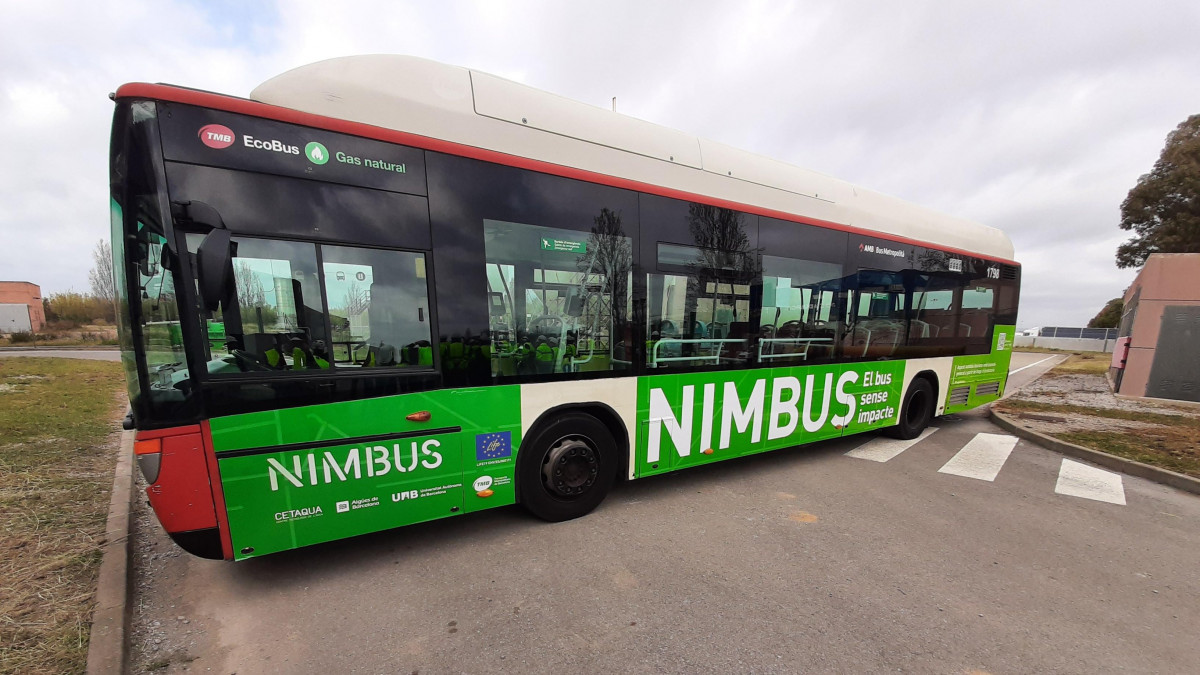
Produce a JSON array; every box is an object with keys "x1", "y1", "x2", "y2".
[
  {"x1": 86, "y1": 429, "x2": 135, "y2": 675},
  {"x1": 989, "y1": 408, "x2": 1200, "y2": 496}
]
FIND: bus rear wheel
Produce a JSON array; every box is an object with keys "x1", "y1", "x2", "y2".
[
  {"x1": 886, "y1": 377, "x2": 934, "y2": 440},
  {"x1": 518, "y1": 412, "x2": 617, "y2": 522}
]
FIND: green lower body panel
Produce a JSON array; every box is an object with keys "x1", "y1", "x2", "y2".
[
  {"x1": 208, "y1": 386, "x2": 523, "y2": 560},
  {"x1": 944, "y1": 326, "x2": 1015, "y2": 413},
  {"x1": 635, "y1": 360, "x2": 908, "y2": 477}
]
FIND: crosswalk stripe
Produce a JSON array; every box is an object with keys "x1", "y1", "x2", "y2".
[
  {"x1": 1055, "y1": 458, "x2": 1126, "y2": 505},
  {"x1": 937, "y1": 433, "x2": 1018, "y2": 481},
  {"x1": 845, "y1": 427, "x2": 938, "y2": 462}
]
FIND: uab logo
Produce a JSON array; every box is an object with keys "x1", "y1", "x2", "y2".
[{"x1": 198, "y1": 124, "x2": 235, "y2": 149}]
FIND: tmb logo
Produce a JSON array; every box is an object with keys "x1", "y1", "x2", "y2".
[{"x1": 198, "y1": 124, "x2": 235, "y2": 149}]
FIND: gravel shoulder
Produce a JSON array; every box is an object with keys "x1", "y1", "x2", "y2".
[{"x1": 127, "y1": 474, "x2": 216, "y2": 673}]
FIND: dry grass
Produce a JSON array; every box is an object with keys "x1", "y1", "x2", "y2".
[
  {"x1": 0, "y1": 358, "x2": 125, "y2": 675},
  {"x1": 995, "y1": 399, "x2": 1200, "y2": 478},
  {"x1": 1048, "y1": 351, "x2": 1112, "y2": 376},
  {"x1": 996, "y1": 399, "x2": 1200, "y2": 427},
  {"x1": 1057, "y1": 429, "x2": 1200, "y2": 478}
]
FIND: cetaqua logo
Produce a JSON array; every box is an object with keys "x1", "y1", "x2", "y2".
[
  {"x1": 274, "y1": 505, "x2": 323, "y2": 522},
  {"x1": 198, "y1": 124, "x2": 235, "y2": 149}
]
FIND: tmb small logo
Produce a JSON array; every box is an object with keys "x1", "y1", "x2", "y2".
[{"x1": 198, "y1": 124, "x2": 235, "y2": 149}]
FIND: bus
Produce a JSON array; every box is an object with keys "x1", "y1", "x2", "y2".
[{"x1": 110, "y1": 56, "x2": 1019, "y2": 561}]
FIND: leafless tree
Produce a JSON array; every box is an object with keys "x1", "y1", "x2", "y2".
[
  {"x1": 234, "y1": 261, "x2": 266, "y2": 308},
  {"x1": 87, "y1": 239, "x2": 118, "y2": 322},
  {"x1": 341, "y1": 281, "x2": 371, "y2": 316},
  {"x1": 88, "y1": 239, "x2": 116, "y2": 301}
]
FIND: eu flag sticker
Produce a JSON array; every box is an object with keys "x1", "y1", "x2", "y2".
[{"x1": 476, "y1": 431, "x2": 512, "y2": 461}]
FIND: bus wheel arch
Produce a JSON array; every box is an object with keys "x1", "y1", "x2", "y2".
[
  {"x1": 516, "y1": 406, "x2": 623, "y2": 522},
  {"x1": 886, "y1": 371, "x2": 938, "y2": 440}
]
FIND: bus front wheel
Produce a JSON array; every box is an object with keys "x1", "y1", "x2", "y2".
[
  {"x1": 886, "y1": 377, "x2": 934, "y2": 440},
  {"x1": 518, "y1": 412, "x2": 617, "y2": 522}
]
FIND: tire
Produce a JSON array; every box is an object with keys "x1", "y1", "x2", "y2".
[
  {"x1": 885, "y1": 377, "x2": 934, "y2": 440},
  {"x1": 518, "y1": 412, "x2": 618, "y2": 522}
]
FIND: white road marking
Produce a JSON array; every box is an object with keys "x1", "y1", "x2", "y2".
[
  {"x1": 1009, "y1": 355, "x2": 1058, "y2": 375},
  {"x1": 1055, "y1": 459, "x2": 1127, "y2": 505},
  {"x1": 938, "y1": 433, "x2": 1018, "y2": 481},
  {"x1": 845, "y1": 428, "x2": 938, "y2": 462}
]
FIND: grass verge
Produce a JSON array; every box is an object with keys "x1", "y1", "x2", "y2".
[
  {"x1": 0, "y1": 358, "x2": 125, "y2": 675},
  {"x1": 1055, "y1": 430, "x2": 1200, "y2": 478},
  {"x1": 995, "y1": 400, "x2": 1200, "y2": 478}
]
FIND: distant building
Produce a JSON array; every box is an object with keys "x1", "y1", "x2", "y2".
[
  {"x1": 0, "y1": 281, "x2": 44, "y2": 333},
  {"x1": 1114, "y1": 253, "x2": 1200, "y2": 403}
]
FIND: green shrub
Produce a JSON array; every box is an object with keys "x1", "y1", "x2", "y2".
[{"x1": 9, "y1": 330, "x2": 35, "y2": 343}]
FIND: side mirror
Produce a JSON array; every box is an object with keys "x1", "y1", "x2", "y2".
[
  {"x1": 196, "y1": 228, "x2": 232, "y2": 313},
  {"x1": 174, "y1": 201, "x2": 231, "y2": 313}
]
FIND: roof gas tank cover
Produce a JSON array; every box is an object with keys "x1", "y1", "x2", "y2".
[{"x1": 249, "y1": 55, "x2": 1014, "y2": 262}]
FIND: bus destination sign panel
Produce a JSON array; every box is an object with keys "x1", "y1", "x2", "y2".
[{"x1": 158, "y1": 103, "x2": 427, "y2": 196}]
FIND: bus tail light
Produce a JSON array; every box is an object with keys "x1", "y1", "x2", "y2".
[
  {"x1": 136, "y1": 427, "x2": 222, "y2": 558},
  {"x1": 134, "y1": 438, "x2": 162, "y2": 483}
]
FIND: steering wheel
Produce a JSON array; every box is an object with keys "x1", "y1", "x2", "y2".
[{"x1": 230, "y1": 349, "x2": 266, "y2": 372}]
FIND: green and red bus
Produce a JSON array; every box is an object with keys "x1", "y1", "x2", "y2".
[{"x1": 110, "y1": 56, "x2": 1019, "y2": 560}]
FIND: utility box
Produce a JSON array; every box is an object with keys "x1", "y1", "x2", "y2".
[
  {"x1": 1118, "y1": 253, "x2": 1200, "y2": 403},
  {"x1": 0, "y1": 303, "x2": 33, "y2": 333},
  {"x1": 1110, "y1": 336, "x2": 1130, "y2": 370}
]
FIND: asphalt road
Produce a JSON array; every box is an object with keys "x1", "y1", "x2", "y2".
[{"x1": 129, "y1": 352, "x2": 1200, "y2": 673}]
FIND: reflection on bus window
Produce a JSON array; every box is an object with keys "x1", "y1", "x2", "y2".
[
  {"x1": 646, "y1": 238, "x2": 758, "y2": 368},
  {"x1": 845, "y1": 270, "x2": 908, "y2": 359},
  {"x1": 214, "y1": 238, "x2": 328, "y2": 373},
  {"x1": 759, "y1": 255, "x2": 844, "y2": 364},
  {"x1": 484, "y1": 212, "x2": 633, "y2": 378},
  {"x1": 186, "y1": 236, "x2": 434, "y2": 374},
  {"x1": 138, "y1": 229, "x2": 188, "y2": 399},
  {"x1": 321, "y1": 246, "x2": 432, "y2": 369}
]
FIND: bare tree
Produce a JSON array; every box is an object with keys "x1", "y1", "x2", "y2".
[
  {"x1": 87, "y1": 239, "x2": 118, "y2": 322},
  {"x1": 88, "y1": 239, "x2": 116, "y2": 301},
  {"x1": 234, "y1": 261, "x2": 266, "y2": 307},
  {"x1": 341, "y1": 281, "x2": 370, "y2": 316},
  {"x1": 580, "y1": 208, "x2": 632, "y2": 319}
]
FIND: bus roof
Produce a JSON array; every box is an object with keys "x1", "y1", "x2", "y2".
[{"x1": 244, "y1": 55, "x2": 1014, "y2": 262}]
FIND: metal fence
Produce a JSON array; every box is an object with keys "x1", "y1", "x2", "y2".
[{"x1": 1037, "y1": 327, "x2": 1118, "y2": 340}]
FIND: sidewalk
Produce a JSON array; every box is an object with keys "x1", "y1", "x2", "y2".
[{"x1": 993, "y1": 357, "x2": 1200, "y2": 494}]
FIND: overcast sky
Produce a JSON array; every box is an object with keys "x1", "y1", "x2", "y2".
[{"x1": 5, "y1": 0, "x2": 1199, "y2": 330}]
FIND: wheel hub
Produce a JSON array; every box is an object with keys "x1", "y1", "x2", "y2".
[{"x1": 542, "y1": 437, "x2": 599, "y2": 498}]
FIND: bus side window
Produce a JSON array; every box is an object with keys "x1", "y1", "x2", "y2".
[
  {"x1": 483, "y1": 218, "x2": 634, "y2": 378},
  {"x1": 207, "y1": 237, "x2": 329, "y2": 374},
  {"x1": 319, "y1": 245, "x2": 433, "y2": 369},
  {"x1": 846, "y1": 270, "x2": 906, "y2": 359},
  {"x1": 646, "y1": 245, "x2": 755, "y2": 370},
  {"x1": 759, "y1": 255, "x2": 843, "y2": 364}
]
